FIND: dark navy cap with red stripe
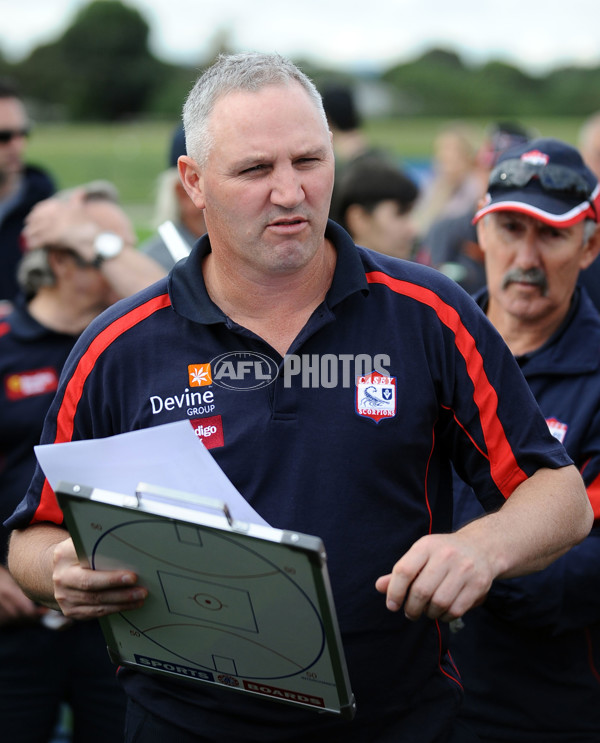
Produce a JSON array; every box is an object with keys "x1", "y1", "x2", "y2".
[{"x1": 474, "y1": 137, "x2": 600, "y2": 228}]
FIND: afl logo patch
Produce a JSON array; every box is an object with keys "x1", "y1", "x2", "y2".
[{"x1": 356, "y1": 372, "x2": 396, "y2": 423}]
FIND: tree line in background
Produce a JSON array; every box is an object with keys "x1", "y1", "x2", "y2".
[{"x1": 1, "y1": 0, "x2": 599, "y2": 122}]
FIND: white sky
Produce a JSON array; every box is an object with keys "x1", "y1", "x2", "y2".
[{"x1": 1, "y1": 0, "x2": 599, "y2": 75}]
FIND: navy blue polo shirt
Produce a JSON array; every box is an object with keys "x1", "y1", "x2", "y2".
[
  {"x1": 6, "y1": 221, "x2": 571, "y2": 741},
  {"x1": 0, "y1": 299, "x2": 76, "y2": 561}
]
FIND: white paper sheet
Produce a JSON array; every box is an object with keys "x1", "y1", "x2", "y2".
[{"x1": 34, "y1": 420, "x2": 268, "y2": 526}]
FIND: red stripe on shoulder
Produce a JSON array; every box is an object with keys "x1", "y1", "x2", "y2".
[
  {"x1": 31, "y1": 293, "x2": 171, "y2": 525},
  {"x1": 55, "y1": 293, "x2": 171, "y2": 443},
  {"x1": 366, "y1": 271, "x2": 527, "y2": 496}
]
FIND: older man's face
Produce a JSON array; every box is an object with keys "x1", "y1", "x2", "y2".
[
  {"x1": 479, "y1": 211, "x2": 598, "y2": 327},
  {"x1": 0, "y1": 97, "x2": 29, "y2": 188}
]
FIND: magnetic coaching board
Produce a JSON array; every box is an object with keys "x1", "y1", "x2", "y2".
[{"x1": 56, "y1": 481, "x2": 356, "y2": 719}]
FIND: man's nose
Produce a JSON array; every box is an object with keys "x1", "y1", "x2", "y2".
[
  {"x1": 513, "y1": 230, "x2": 542, "y2": 267},
  {"x1": 270, "y1": 167, "x2": 304, "y2": 208}
]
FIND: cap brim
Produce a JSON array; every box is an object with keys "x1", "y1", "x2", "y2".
[{"x1": 473, "y1": 187, "x2": 597, "y2": 227}]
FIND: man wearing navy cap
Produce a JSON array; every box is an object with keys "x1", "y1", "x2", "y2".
[{"x1": 452, "y1": 137, "x2": 600, "y2": 742}]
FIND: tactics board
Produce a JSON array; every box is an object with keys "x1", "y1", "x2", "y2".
[{"x1": 56, "y1": 481, "x2": 356, "y2": 719}]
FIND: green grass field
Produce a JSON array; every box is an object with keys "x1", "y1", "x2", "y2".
[{"x1": 25, "y1": 117, "x2": 586, "y2": 242}]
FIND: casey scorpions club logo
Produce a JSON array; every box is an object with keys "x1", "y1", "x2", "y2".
[{"x1": 355, "y1": 372, "x2": 397, "y2": 423}]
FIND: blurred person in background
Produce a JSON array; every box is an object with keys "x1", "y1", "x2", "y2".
[
  {"x1": 336, "y1": 157, "x2": 419, "y2": 260},
  {"x1": 579, "y1": 111, "x2": 600, "y2": 181},
  {"x1": 0, "y1": 181, "x2": 164, "y2": 742},
  {"x1": 411, "y1": 121, "x2": 481, "y2": 237},
  {"x1": 419, "y1": 121, "x2": 533, "y2": 294},
  {"x1": 139, "y1": 125, "x2": 206, "y2": 271},
  {"x1": 577, "y1": 112, "x2": 600, "y2": 310},
  {"x1": 321, "y1": 83, "x2": 392, "y2": 224},
  {"x1": 0, "y1": 78, "x2": 55, "y2": 308},
  {"x1": 451, "y1": 138, "x2": 600, "y2": 743}
]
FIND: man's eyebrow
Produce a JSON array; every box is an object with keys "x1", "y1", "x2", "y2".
[
  {"x1": 232, "y1": 145, "x2": 330, "y2": 171},
  {"x1": 232, "y1": 154, "x2": 271, "y2": 171},
  {"x1": 296, "y1": 145, "x2": 330, "y2": 159}
]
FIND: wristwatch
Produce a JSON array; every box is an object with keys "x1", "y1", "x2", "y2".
[{"x1": 93, "y1": 232, "x2": 124, "y2": 267}]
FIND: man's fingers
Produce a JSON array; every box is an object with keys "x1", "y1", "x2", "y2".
[
  {"x1": 54, "y1": 570, "x2": 148, "y2": 620},
  {"x1": 375, "y1": 534, "x2": 494, "y2": 621},
  {"x1": 22, "y1": 189, "x2": 88, "y2": 250},
  {"x1": 375, "y1": 542, "x2": 430, "y2": 612},
  {"x1": 54, "y1": 585, "x2": 148, "y2": 620},
  {"x1": 52, "y1": 537, "x2": 148, "y2": 620}
]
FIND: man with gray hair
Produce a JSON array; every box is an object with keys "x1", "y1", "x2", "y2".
[
  {"x1": 451, "y1": 137, "x2": 600, "y2": 741},
  {"x1": 5, "y1": 54, "x2": 594, "y2": 742}
]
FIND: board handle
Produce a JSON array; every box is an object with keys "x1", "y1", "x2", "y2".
[{"x1": 135, "y1": 482, "x2": 233, "y2": 526}]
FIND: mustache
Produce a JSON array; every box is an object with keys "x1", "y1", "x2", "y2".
[{"x1": 501, "y1": 267, "x2": 548, "y2": 295}]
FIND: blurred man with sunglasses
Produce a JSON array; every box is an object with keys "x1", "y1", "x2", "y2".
[
  {"x1": 451, "y1": 138, "x2": 600, "y2": 742},
  {"x1": 0, "y1": 79, "x2": 55, "y2": 307}
]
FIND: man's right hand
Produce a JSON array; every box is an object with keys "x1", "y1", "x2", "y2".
[{"x1": 52, "y1": 537, "x2": 148, "y2": 620}]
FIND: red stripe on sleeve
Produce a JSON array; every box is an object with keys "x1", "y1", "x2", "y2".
[
  {"x1": 31, "y1": 293, "x2": 172, "y2": 524},
  {"x1": 366, "y1": 271, "x2": 527, "y2": 497}
]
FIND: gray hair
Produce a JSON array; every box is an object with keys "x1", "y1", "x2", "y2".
[
  {"x1": 17, "y1": 180, "x2": 121, "y2": 297},
  {"x1": 583, "y1": 218, "x2": 598, "y2": 244},
  {"x1": 182, "y1": 52, "x2": 327, "y2": 167}
]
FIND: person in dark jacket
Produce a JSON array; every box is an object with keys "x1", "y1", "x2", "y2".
[
  {"x1": 0, "y1": 78, "x2": 55, "y2": 306},
  {"x1": 451, "y1": 137, "x2": 600, "y2": 742}
]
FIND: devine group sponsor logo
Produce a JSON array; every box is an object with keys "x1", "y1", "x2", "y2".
[
  {"x1": 149, "y1": 387, "x2": 215, "y2": 417},
  {"x1": 4, "y1": 367, "x2": 59, "y2": 400}
]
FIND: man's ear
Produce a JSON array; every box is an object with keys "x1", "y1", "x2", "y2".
[
  {"x1": 178, "y1": 156, "x2": 206, "y2": 209},
  {"x1": 344, "y1": 204, "x2": 371, "y2": 242},
  {"x1": 580, "y1": 223, "x2": 600, "y2": 271}
]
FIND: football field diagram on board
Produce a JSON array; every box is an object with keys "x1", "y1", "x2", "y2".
[{"x1": 89, "y1": 518, "x2": 328, "y2": 680}]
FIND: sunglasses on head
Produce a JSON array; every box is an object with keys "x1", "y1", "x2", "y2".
[
  {"x1": 489, "y1": 158, "x2": 592, "y2": 199},
  {"x1": 0, "y1": 128, "x2": 30, "y2": 144}
]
